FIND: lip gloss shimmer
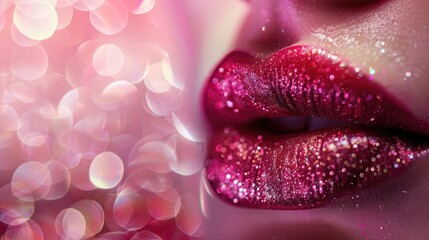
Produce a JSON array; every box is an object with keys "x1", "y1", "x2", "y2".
[
  {"x1": 204, "y1": 46, "x2": 427, "y2": 134},
  {"x1": 206, "y1": 127, "x2": 427, "y2": 209},
  {"x1": 203, "y1": 46, "x2": 429, "y2": 209}
]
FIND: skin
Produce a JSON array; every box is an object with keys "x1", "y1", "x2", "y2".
[
  {"x1": 237, "y1": 0, "x2": 429, "y2": 122},
  {"x1": 1, "y1": 1, "x2": 427, "y2": 238},
  {"x1": 200, "y1": 0, "x2": 429, "y2": 239}
]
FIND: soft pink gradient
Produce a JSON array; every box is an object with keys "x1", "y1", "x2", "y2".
[{"x1": 0, "y1": 0, "x2": 207, "y2": 239}]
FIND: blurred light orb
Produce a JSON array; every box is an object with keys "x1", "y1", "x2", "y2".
[
  {"x1": 13, "y1": 0, "x2": 58, "y2": 40},
  {"x1": 55, "y1": 208, "x2": 87, "y2": 240},
  {"x1": 10, "y1": 45, "x2": 48, "y2": 81},
  {"x1": 89, "y1": 151, "x2": 124, "y2": 189},
  {"x1": 56, "y1": 0, "x2": 78, "y2": 8},
  {"x1": 132, "y1": 0, "x2": 156, "y2": 14},
  {"x1": 89, "y1": 0, "x2": 128, "y2": 35},
  {"x1": 131, "y1": 230, "x2": 162, "y2": 240},
  {"x1": 0, "y1": 184, "x2": 35, "y2": 226},
  {"x1": 10, "y1": 23, "x2": 40, "y2": 47},
  {"x1": 92, "y1": 44, "x2": 125, "y2": 76},
  {"x1": 56, "y1": 5, "x2": 74, "y2": 30},
  {"x1": 71, "y1": 200, "x2": 105, "y2": 238},
  {"x1": 72, "y1": 0, "x2": 103, "y2": 11},
  {"x1": 3, "y1": 219, "x2": 44, "y2": 240},
  {"x1": 11, "y1": 161, "x2": 52, "y2": 201},
  {"x1": 144, "y1": 63, "x2": 173, "y2": 93},
  {"x1": 113, "y1": 190, "x2": 151, "y2": 230}
]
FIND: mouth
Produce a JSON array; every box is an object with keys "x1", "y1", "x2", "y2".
[{"x1": 203, "y1": 45, "x2": 429, "y2": 209}]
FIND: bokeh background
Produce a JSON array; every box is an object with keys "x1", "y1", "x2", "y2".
[{"x1": 0, "y1": 0, "x2": 250, "y2": 239}]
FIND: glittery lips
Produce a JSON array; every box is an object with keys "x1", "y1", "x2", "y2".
[{"x1": 203, "y1": 45, "x2": 429, "y2": 209}]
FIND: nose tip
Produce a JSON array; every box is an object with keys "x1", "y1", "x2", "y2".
[{"x1": 234, "y1": 0, "x2": 300, "y2": 55}]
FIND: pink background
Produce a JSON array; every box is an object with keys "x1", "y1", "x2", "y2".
[{"x1": 0, "y1": 0, "x2": 247, "y2": 238}]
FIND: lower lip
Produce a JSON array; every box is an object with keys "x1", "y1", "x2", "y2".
[{"x1": 206, "y1": 125, "x2": 428, "y2": 209}]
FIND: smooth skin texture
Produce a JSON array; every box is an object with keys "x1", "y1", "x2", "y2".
[{"x1": 237, "y1": 0, "x2": 429, "y2": 123}]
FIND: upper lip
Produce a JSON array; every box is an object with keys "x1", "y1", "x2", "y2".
[
  {"x1": 203, "y1": 45, "x2": 429, "y2": 209},
  {"x1": 204, "y1": 45, "x2": 428, "y2": 134}
]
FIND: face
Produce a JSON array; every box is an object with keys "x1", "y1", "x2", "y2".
[
  {"x1": 1, "y1": 0, "x2": 428, "y2": 239},
  {"x1": 199, "y1": 0, "x2": 429, "y2": 239}
]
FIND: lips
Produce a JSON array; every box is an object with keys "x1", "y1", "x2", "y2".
[{"x1": 203, "y1": 45, "x2": 429, "y2": 209}]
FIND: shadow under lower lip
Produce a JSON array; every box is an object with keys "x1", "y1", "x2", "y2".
[{"x1": 244, "y1": 223, "x2": 359, "y2": 240}]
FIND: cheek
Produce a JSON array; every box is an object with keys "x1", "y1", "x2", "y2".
[
  {"x1": 293, "y1": 0, "x2": 429, "y2": 121},
  {"x1": 232, "y1": 0, "x2": 429, "y2": 124}
]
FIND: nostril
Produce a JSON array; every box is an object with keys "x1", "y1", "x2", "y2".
[
  {"x1": 234, "y1": 0, "x2": 300, "y2": 55},
  {"x1": 244, "y1": 21, "x2": 297, "y2": 55}
]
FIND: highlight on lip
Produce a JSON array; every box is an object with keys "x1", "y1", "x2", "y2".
[{"x1": 203, "y1": 45, "x2": 429, "y2": 209}]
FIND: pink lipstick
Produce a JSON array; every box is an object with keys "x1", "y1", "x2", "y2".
[{"x1": 203, "y1": 45, "x2": 429, "y2": 209}]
